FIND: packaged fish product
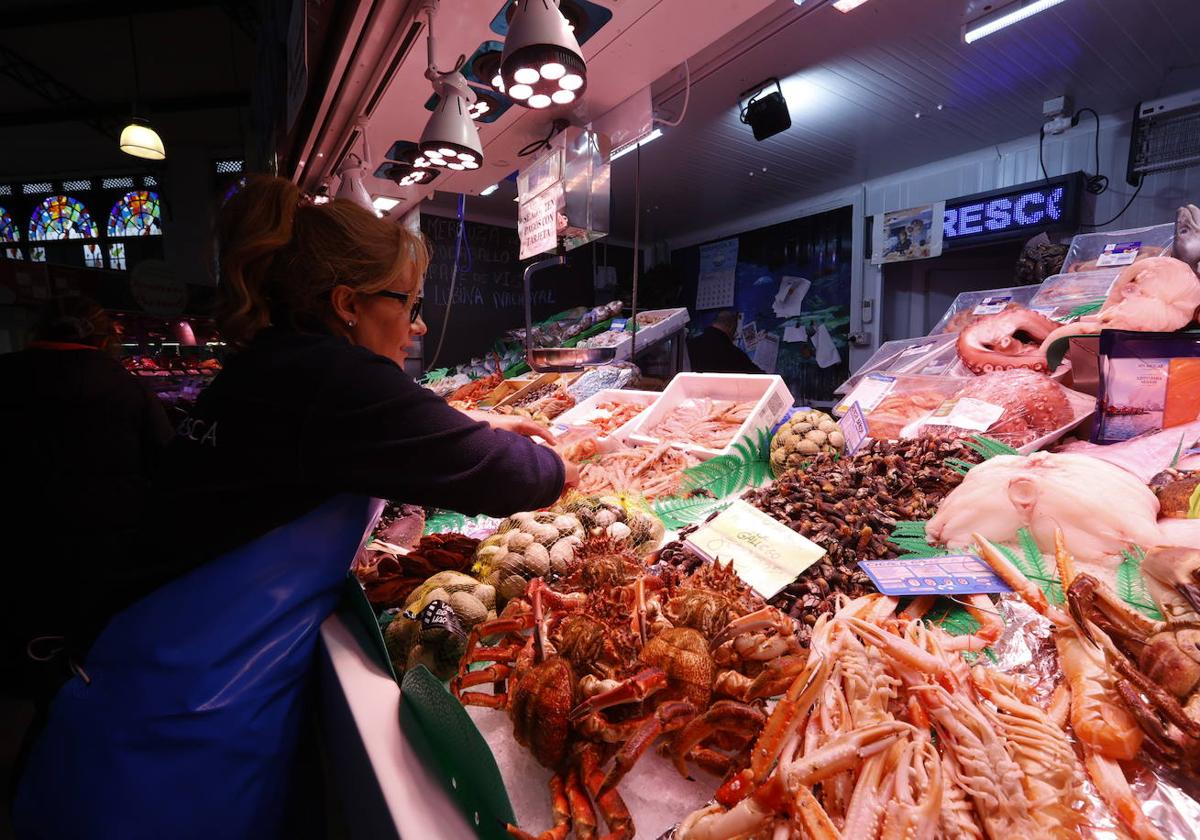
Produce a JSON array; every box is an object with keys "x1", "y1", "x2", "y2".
[
  {"x1": 928, "y1": 286, "x2": 1041, "y2": 335},
  {"x1": 1094, "y1": 330, "x2": 1200, "y2": 444},
  {"x1": 1028, "y1": 270, "x2": 1123, "y2": 322},
  {"x1": 835, "y1": 333, "x2": 968, "y2": 395},
  {"x1": 1062, "y1": 223, "x2": 1175, "y2": 274}
]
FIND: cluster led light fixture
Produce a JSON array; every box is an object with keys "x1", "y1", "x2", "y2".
[
  {"x1": 499, "y1": 0, "x2": 587, "y2": 110},
  {"x1": 417, "y1": 1, "x2": 485, "y2": 169}
]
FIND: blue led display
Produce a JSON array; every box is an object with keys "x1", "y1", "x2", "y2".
[{"x1": 942, "y1": 173, "x2": 1082, "y2": 247}]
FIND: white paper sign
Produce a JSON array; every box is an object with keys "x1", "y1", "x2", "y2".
[
  {"x1": 773, "y1": 276, "x2": 811, "y2": 317},
  {"x1": 813, "y1": 323, "x2": 842, "y2": 369},
  {"x1": 518, "y1": 184, "x2": 563, "y2": 259},
  {"x1": 752, "y1": 333, "x2": 780, "y2": 373},
  {"x1": 782, "y1": 324, "x2": 809, "y2": 343},
  {"x1": 838, "y1": 402, "x2": 869, "y2": 455},
  {"x1": 835, "y1": 373, "x2": 896, "y2": 416},
  {"x1": 920, "y1": 397, "x2": 1005, "y2": 432},
  {"x1": 685, "y1": 500, "x2": 826, "y2": 598}
]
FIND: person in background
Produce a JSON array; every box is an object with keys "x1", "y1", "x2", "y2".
[
  {"x1": 11, "y1": 176, "x2": 576, "y2": 838},
  {"x1": 0, "y1": 296, "x2": 174, "y2": 710},
  {"x1": 688, "y1": 309, "x2": 764, "y2": 373}
]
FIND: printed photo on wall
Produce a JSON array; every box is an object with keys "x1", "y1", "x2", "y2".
[{"x1": 870, "y1": 202, "x2": 945, "y2": 265}]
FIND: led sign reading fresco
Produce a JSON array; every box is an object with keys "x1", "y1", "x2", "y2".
[{"x1": 943, "y1": 173, "x2": 1083, "y2": 247}]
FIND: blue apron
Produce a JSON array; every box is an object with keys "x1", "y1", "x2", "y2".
[{"x1": 13, "y1": 494, "x2": 378, "y2": 839}]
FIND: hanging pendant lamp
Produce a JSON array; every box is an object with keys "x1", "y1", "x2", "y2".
[
  {"x1": 121, "y1": 16, "x2": 166, "y2": 161},
  {"x1": 416, "y1": 1, "x2": 484, "y2": 170}
]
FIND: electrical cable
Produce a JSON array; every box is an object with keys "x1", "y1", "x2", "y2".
[
  {"x1": 518, "y1": 119, "x2": 569, "y2": 158},
  {"x1": 1072, "y1": 107, "x2": 1109, "y2": 195},
  {"x1": 1038, "y1": 125, "x2": 1049, "y2": 183},
  {"x1": 655, "y1": 60, "x2": 690, "y2": 128},
  {"x1": 428, "y1": 193, "x2": 469, "y2": 369},
  {"x1": 1080, "y1": 178, "x2": 1145, "y2": 229}
]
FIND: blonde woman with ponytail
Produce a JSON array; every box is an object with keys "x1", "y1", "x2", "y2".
[{"x1": 12, "y1": 175, "x2": 574, "y2": 838}]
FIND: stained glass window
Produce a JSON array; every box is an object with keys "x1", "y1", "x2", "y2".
[
  {"x1": 83, "y1": 242, "x2": 104, "y2": 268},
  {"x1": 4, "y1": 248, "x2": 22, "y2": 261},
  {"x1": 30, "y1": 246, "x2": 46, "y2": 262},
  {"x1": 103, "y1": 176, "x2": 135, "y2": 189},
  {"x1": 28, "y1": 196, "x2": 97, "y2": 241},
  {"x1": 107, "y1": 190, "x2": 162, "y2": 237},
  {"x1": 0, "y1": 208, "x2": 17, "y2": 242},
  {"x1": 109, "y1": 242, "x2": 127, "y2": 270}
]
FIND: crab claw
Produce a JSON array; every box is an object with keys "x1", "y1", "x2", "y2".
[
  {"x1": 709, "y1": 606, "x2": 794, "y2": 651},
  {"x1": 568, "y1": 667, "x2": 667, "y2": 721}
]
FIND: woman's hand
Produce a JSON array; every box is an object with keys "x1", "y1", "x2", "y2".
[
  {"x1": 467, "y1": 410, "x2": 556, "y2": 444},
  {"x1": 563, "y1": 457, "x2": 580, "y2": 489}
]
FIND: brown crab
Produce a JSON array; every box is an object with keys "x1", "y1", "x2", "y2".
[{"x1": 1067, "y1": 547, "x2": 1200, "y2": 770}]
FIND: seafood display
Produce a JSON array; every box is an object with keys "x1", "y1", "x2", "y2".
[
  {"x1": 349, "y1": 217, "x2": 1200, "y2": 837},
  {"x1": 744, "y1": 439, "x2": 976, "y2": 640},
  {"x1": 1041, "y1": 256, "x2": 1200, "y2": 348},
  {"x1": 954, "y1": 308, "x2": 1058, "y2": 373},
  {"x1": 577, "y1": 443, "x2": 702, "y2": 499},
  {"x1": 641, "y1": 399, "x2": 755, "y2": 450}
]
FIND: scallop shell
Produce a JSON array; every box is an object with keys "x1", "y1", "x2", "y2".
[
  {"x1": 506, "y1": 531, "x2": 535, "y2": 551},
  {"x1": 523, "y1": 542, "x2": 551, "y2": 577}
]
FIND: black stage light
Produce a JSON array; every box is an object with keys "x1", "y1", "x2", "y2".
[{"x1": 739, "y1": 78, "x2": 791, "y2": 142}]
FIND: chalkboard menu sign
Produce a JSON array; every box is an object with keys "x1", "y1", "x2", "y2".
[{"x1": 419, "y1": 214, "x2": 591, "y2": 368}]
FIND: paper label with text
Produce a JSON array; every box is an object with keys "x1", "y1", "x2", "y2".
[
  {"x1": 835, "y1": 373, "x2": 896, "y2": 416},
  {"x1": 685, "y1": 500, "x2": 826, "y2": 598},
  {"x1": 920, "y1": 397, "x2": 1005, "y2": 432},
  {"x1": 858, "y1": 555, "x2": 1013, "y2": 596},
  {"x1": 1096, "y1": 241, "x2": 1141, "y2": 267},
  {"x1": 838, "y1": 402, "x2": 869, "y2": 455}
]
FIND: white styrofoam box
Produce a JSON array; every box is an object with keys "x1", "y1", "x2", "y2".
[
  {"x1": 630, "y1": 308, "x2": 690, "y2": 349},
  {"x1": 628, "y1": 373, "x2": 794, "y2": 460},
  {"x1": 552, "y1": 389, "x2": 660, "y2": 444}
]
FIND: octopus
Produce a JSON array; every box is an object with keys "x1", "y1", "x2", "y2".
[
  {"x1": 955, "y1": 308, "x2": 1058, "y2": 373},
  {"x1": 1173, "y1": 204, "x2": 1200, "y2": 274},
  {"x1": 1041, "y1": 256, "x2": 1200, "y2": 350},
  {"x1": 919, "y1": 369, "x2": 1075, "y2": 448}
]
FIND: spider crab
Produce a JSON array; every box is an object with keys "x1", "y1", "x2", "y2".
[
  {"x1": 450, "y1": 563, "x2": 794, "y2": 840},
  {"x1": 1066, "y1": 546, "x2": 1200, "y2": 771}
]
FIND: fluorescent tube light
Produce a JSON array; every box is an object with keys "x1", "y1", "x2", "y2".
[
  {"x1": 480, "y1": 184, "x2": 500, "y2": 196},
  {"x1": 964, "y1": 0, "x2": 1067, "y2": 44},
  {"x1": 372, "y1": 196, "x2": 401, "y2": 212},
  {"x1": 610, "y1": 128, "x2": 662, "y2": 161},
  {"x1": 831, "y1": 0, "x2": 871, "y2": 11}
]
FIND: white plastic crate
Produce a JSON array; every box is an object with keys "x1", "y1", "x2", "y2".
[
  {"x1": 628, "y1": 372, "x2": 794, "y2": 460},
  {"x1": 629, "y1": 308, "x2": 690, "y2": 349},
  {"x1": 551, "y1": 389, "x2": 659, "y2": 444}
]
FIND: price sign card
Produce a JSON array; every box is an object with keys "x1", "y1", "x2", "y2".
[
  {"x1": 858, "y1": 555, "x2": 1012, "y2": 596},
  {"x1": 686, "y1": 500, "x2": 826, "y2": 598},
  {"x1": 838, "y1": 402, "x2": 869, "y2": 455}
]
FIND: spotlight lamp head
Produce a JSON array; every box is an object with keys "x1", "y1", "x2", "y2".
[
  {"x1": 500, "y1": 0, "x2": 587, "y2": 109},
  {"x1": 419, "y1": 68, "x2": 485, "y2": 169},
  {"x1": 739, "y1": 77, "x2": 791, "y2": 142}
]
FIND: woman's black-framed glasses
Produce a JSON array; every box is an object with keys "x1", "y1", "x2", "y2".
[{"x1": 373, "y1": 290, "x2": 422, "y2": 323}]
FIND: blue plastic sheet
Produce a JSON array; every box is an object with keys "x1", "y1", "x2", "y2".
[{"x1": 13, "y1": 494, "x2": 376, "y2": 839}]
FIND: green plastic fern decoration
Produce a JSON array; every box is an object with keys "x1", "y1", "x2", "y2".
[
  {"x1": 652, "y1": 496, "x2": 733, "y2": 530},
  {"x1": 1064, "y1": 298, "x2": 1105, "y2": 321},
  {"x1": 678, "y1": 427, "x2": 772, "y2": 499},
  {"x1": 1017, "y1": 528, "x2": 1064, "y2": 603},
  {"x1": 886, "y1": 520, "x2": 951, "y2": 559},
  {"x1": 965, "y1": 435, "x2": 1021, "y2": 461},
  {"x1": 1116, "y1": 547, "x2": 1164, "y2": 620},
  {"x1": 423, "y1": 509, "x2": 467, "y2": 535}
]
